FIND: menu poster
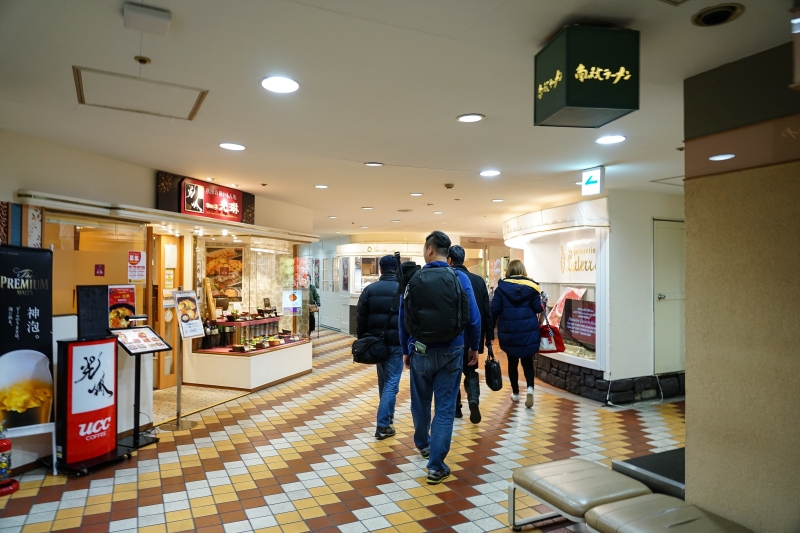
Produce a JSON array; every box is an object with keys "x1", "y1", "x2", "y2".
[
  {"x1": 111, "y1": 326, "x2": 171, "y2": 356},
  {"x1": 206, "y1": 247, "x2": 242, "y2": 302},
  {"x1": 173, "y1": 290, "x2": 204, "y2": 339},
  {"x1": 561, "y1": 299, "x2": 596, "y2": 350},
  {"x1": 108, "y1": 285, "x2": 136, "y2": 329},
  {"x1": 282, "y1": 289, "x2": 303, "y2": 316},
  {"x1": 127, "y1": 251, "x2": 146, "y2": 284},
  {"x1": 0, "y1": 245, "x2": 53, "y2": 430}
]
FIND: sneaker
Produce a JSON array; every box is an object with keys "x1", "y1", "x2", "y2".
[
  {"x1": 419, "y1": 446, "x2": 430, "y2": 459},
  {"x1": 525, "y1": 386, "x2": 534, "y2": 408},
  {"x1": 374, "y1": 426, "x2": 396, "y2": 440},
  {"x1": 455, "y1": 405, "x2": 463, "y2": 419},
  {"x1": 468, "y1": 401, "x2": 481, "y2": 424},
  {"x1": 511, "y1": 392, "x2": 520, "y2": 402},
  {"x1": 426, "y1": 468, "x2": 451, "y2": 485}
]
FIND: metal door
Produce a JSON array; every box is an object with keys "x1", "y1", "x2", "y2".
[{"x1": 654, "y1": 220, "x2": 685, "y2": 374}]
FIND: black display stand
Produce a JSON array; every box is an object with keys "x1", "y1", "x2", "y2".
[{"x1": 612, "y1": 447, "x2": 685, "y2": 499}]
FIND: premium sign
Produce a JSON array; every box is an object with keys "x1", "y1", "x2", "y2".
[
  {"x1": 155, "y1": 171, "x2": 256, "y2": 224},
  {"x1": 534, "y1": 26, "x2": 640, "y2": 128},
  {"x1": 0, "y1": 246, "x2": 53, "y2": 431}
]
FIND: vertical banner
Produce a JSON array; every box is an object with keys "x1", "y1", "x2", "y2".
[
  {"x1": 173, "y1": 290, "x2": 204, "y2": 339},
  {"x1": 62, "y1": 338, "x2": 117, "y2": 464},
  {"x1": 0, "y1": 245, "x2": 53, "y2": 430}
]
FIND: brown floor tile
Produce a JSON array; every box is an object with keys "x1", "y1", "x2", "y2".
[
  {"x1": 81, "y1": 512, "x2": 111, "y2": 525},
  {"x1": 306, "y1": 516, "x2": 334, "y2": 529},
  {"x1": 110, "y1": 508, "x2": 137, "y2": 521},
  {"x1": 219, "y1": 510, "x2": 247, "y2": 523},
  {"x1": 194, "y1": 514, "x2": 222, "y2": 528},
  {"x1": 217, "y1": 501, "x2": 242, "y2": 514},
  {"x1": 329, "y1": 511, "x2": 357, "y2": 525}
]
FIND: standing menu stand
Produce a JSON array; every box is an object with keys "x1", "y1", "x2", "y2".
[{"x1": 111, "y1": 325, "x2": 171, "y2": 450}]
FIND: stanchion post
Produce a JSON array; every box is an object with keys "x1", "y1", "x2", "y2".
[{"x1": 161, "y1": 287, "x2": 198, "y2": 432}]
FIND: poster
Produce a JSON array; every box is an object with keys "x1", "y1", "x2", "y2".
[
  {"x1": 341, "y1": 257, "x2": 349, "y2": 292},
  {"x1": 313, "y1": 259, "x2": 320, "y2": 288},
  {"x1": 127, "y1": 251, "x2": 146, "y2": 284},
  {"x1": 61, "y1": 338, "x2": 117, "y2": 464},
  {"x1": 282, "y1": 289, "x2": 303, "y2": 316},
  {"x1": 108, "y1": 285, "x2": 136, "y2": 329},
  {"x1": 206, "y1": 247, "x2": 242, "y2": 302},
  {"x1": 173, "y1": 290, "x2": 204, "y2": 339},
  {"x1": 561, "y1": 300, "x2": 596, "y2": 350},
  {"x1": 164, "y1": 269, "x2": 174, "y2": 290},
  {"x1": 112, "y1": 326, "x2": 170, "y2": 355},
  {"x1": 0, "y1": 245, "x2": 53, "y2": 430}
]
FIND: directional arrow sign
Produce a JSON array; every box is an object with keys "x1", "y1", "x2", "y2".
[{"x1": 582, "y1": 166, "x2": 605, "y2": 196}]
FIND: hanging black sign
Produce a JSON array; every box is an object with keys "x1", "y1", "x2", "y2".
[{"x1": 0, "y1": 245, "x2": 54, "y2": 430}]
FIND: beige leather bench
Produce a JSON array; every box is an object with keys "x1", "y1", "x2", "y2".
[
  {"x1": 585, "y1": 493, "x2": 753, "y2": 533},
  {"x1": 508, "y1": 458, "x2": 653, "y2": 531}
]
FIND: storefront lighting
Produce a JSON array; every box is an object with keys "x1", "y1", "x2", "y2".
[
  {"x1": 251, "y1": 247, "x2": 275, "y2": 253},
  {"x1": 315, "y1": 185, "x2": 328, "y2": 189},
  {"x1": 480, "y1": 170, "x2": 500, "y2": 177},
  {"x1": 230, "y1": 184, "x2": 239, "y2": 188},
  {"x1": 709, "y1": 153, "x2": 735, "y2": 161},
  {"x1": 220, "y1": 143, "x2": 245, "y2": 151},
  {"x1": 360, "y1": 226, "x2": 368, "y2": 229},
  {"x1": 334, "y1": 231, "x2": 341, "y2": 233},
  {"x1": 433, "y1": 211, "x2": 443, "y2": 214},
  {"x1": 222, "y1": 230, "x2": 228, "y2": 236},
  {"x1": 206, "y1": 177, "x2": 215, "y2": 182},
  {"x1": 392, "y1": 220, "x2": 400, "y2": 222},
  {"x1": 365, "y1": 162, "x2": 383, "y2": 167},
  {"x1": 410, "y1": 193, "x2": 422, "y2": 196},
  {"x1": 596, "y1": 135, "x2": 626, "y2": 144},
  {"x1": 457, "y1": 113, "x2": 484, "y2": 123},
  {"x1": 261, "y1": 76, "x2": 299, "y2": 93}
]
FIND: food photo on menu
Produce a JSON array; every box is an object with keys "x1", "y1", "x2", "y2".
[
  {"x1": 206, "y1": 247, "x2": 243, "y2": 301},
  {"x1": 176, "y1": 296, "x2": 199, "y2": 323}
]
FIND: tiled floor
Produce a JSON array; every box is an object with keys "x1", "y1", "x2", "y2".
[
  {"x1": 0, "y1": 330, "x2": 685, "y2": 533},
  {"x1": 153, "y1": 386, "x2": 247, "y2": 425}
]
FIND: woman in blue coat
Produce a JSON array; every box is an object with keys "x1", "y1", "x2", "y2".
[{"x1": 491, "y1": 259, "x2": 547, "y2": 408}]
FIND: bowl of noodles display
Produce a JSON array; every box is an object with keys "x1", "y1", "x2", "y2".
[
  {"x1": 0, "y1": 350, "x2": 53, "y2": 429},
  {"x1": 109, "y1": 303, "x2": 135, "y2": 328},
  {"x1": 176, "y1": 297, "x2": 199, "y2": 323}
]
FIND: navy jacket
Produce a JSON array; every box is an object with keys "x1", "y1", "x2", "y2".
[
  {"x1": 491, "y1": 275, "x2": 545, "y2": 358},
  {"x1": 452, "y1": 264, "x2": 494, "y2": 353},
  {"x1": 356, "y1": 272, "x2": 400, "y2": 346}
]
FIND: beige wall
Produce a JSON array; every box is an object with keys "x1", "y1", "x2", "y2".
[{"x1": 684, "y1": 161, "x2": 800, "y2": 533}]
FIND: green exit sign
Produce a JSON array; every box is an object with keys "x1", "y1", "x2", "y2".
[{"x1": 534, "y1": 26, "x2": 640, "y2": 128}]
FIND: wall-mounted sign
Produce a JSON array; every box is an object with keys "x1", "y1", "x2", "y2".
[
  {"x1": 156, "y1": 171, "x2": 256, "y2": 224},
  {"x1": 282, "y1": 289, "x2": 303, "y2": 316},
  {"x1": 581, "y1": 166, "x2": 605, "y2": 196},
  {"x1": 534, "y1": 26, "x2": 639, "y2": 128},
  {"x1": 94, "y1": 264, "x2": 105, "y2": 276},
  {"x1": 127, "y1": 251, "x2": 146, "y2": 284}
]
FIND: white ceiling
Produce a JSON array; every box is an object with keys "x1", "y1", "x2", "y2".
[{"x1": 0, "y1": 0, "x2": 790, "y2": 238}]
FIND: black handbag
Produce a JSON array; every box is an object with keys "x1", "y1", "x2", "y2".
[
  {"x1": 484, "y1": 343, "x2": 503, "y2": 391},
  {"x1": 352, "y1": 291, "x2": 399, "y2": 365}
]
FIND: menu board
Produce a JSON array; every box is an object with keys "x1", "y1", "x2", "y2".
[
  {"x1": 108, "y1": 285, "x2": 136, "y2": 328},
  {"x1": 173, "y1": 290, "x2": 205, "y2": 339},
  {"x1": 206, "y1": 247, "x2": 242, "y2": 302},
  {"x1": 561, "y1": 299, "x2": 596, "y2": 350},
  {"x1": 111, "y1": 326, "x2": 171, "y2": 356}
]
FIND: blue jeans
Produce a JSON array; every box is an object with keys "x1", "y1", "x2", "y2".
[
  {"x1": 409, "y1": 345, "x2": 463, "y2": 473},
  {"x1": 376, "y1": 346, "x2": 403, "y2": 427}
]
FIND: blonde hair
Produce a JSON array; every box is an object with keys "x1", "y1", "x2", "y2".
[{"x1": 506, "y1": 259, "x2": 527, "y2": 277}]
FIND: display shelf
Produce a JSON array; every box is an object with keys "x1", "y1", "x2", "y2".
[
  {"x1": 193, "y1": 338, "x2": 309, "y2": 357},
  {"x1": 214, "y1": 316, "x2": 282, "y2": 326}
]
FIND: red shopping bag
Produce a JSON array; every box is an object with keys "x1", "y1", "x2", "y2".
[{"x1": 538, "y1": 312, "x2": 565, "y2": 353}]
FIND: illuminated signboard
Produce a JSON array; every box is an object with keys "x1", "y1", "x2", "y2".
[
  {"x1": 156, "y1": 171, "x2": 256, "y2": 224},
  {"x1": 581, "y1": 166, "x2": 605, "y2": 197}
]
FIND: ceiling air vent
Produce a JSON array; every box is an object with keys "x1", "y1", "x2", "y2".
[
  {"x1": 691, "y1": 4, "x2": 745, "y2": 27},
  {"x1": 655, "y1": 0, "x2": 692, "y2": 5},
  {"x1": 72, "y1": 66, "x2": 208, "y2": 120}
]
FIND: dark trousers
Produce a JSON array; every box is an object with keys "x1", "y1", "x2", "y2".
[
  {"x1": 507, "y1": 355, "x2": 535, "y2": 394},
  {"x1": 456, "y1": 349, "x2": 480, "y2": 407},
  {"x1": 309, "y1": 312, "x2": 315, "y2": 332}
]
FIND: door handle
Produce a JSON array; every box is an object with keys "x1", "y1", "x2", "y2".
[{"x1": 657, "y1": 294, "x2": 666, "y2": 300}]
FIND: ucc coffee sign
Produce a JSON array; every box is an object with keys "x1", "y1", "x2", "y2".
[{"x1": 534, "y1": 25, "x2": 640, "y2": 128}]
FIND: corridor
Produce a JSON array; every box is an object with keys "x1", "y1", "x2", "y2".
[{"x1": 0, "y1": 331, "x2": 685, "y2": 533}]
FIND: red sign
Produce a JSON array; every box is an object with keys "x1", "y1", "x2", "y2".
[
  {"x1": 108, "y1": 285, "x2": 136, "y2": 329},
  {"x1": 180, "y1": 178, "x2": 244, "y2": 223},
  {"x1": 64, "y1": 338, "x2": 117, "y2": 464},
  {"x1": 94, "y1": 264, "x2": 104, "y2": 276}
]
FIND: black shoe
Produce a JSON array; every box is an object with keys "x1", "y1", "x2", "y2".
[
  {"x1": 375, "y1": 426, "x2": 396, "y2": 440},
  {"x1": 455, "y1": 405, "x2": 463, "y2": 418},
  {"x1": 419, "y1": 446, "x2": 430, "y2": 458},
  {"x1": 468, "y1": 401, "x2": 481, "y2": 424},
  {"x1": 426, "y1": 468, "x2": 451, "y2": 485}
]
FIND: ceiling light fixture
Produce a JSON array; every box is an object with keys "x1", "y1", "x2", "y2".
[
  {"x1": 365, "y1": 162, "x2": 383, "y2": 167},
  {"x1": 480, "y1": 170, "x2": 500, "y2": 177},
  {"x1": 410, "y1": 193, "x2": 423, "y2": 196},
  {"x1": 261, "y1": 76, "x2": 299, "y2": 93},
  {"x1": 334, "y1": 231, "x2": 341, "y2": 234},
  {"x1": 315, "y1": 185, "x2": 328, "y2": 189},
  {"x1": 206, "y1": 177, "x2": 215, "y2": 182},
  {"x1": 433, "y1": 211, "x2": 443, "y2": 214},
  {"x1": 328, "y1": 216, "x2": 338, "y2": 219},
  {"x1": 230, "y1": 184, "x2": 239, "y2": 188},
  {"x1": 575, "y1": 181, "x2": 583, "y2": 185},
  {"x1": 596, "y1": 135, "x2": 626, "y2": 144},
  {"x1": 392, "y1": 220, "x2": 400, "y2": 222},
  {"x1": 457, "y1": 113, "x2": 485, "y2": 123},
  {"x1": 360, "y1": 226, "x2": 368, "y2": 229},
  {"x1": 362, "y1": 207, "x2": 373, "y2": 210},
  {"x1": 709, "y1": 153, "x2": 735, "y2": 161},
  {"x1": 222, "y1": 229, "x2": 228, "y2": 236},
  {"x1": 220, "y1": 143, "x2": 245, "y2": 151},
  {"x1": 492, "y1": 199, "x2": 503, "y2": 202}
]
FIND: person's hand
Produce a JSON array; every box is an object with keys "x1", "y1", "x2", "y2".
[
  {"x1": 467, "y1": 349, "x2": 478, "y2": 366},
  {"x1": 403, "y1": 354, "x2": 411, "y2": 369}
]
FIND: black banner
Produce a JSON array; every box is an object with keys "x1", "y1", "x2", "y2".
[{"x1": 0, "y1": 245, "x2": 54, "y2": 429}]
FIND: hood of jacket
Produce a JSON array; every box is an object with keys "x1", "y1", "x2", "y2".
[{"x1": 497, "y1": 276, "x2": 540, "y2": 304}]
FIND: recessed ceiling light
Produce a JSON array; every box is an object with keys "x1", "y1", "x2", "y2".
[
  {"x1": 365, "y1": 162, "x2": 383, "y2": 167},
  {"x1": 206, "y1": 177, "x2": 215, "y2": 182},
  {"x1": 575, "y1": 181, "x2": 582, "y2": 185},
  {"x1": 424, "y1": 203, "x2": 433, "y2": 206},
  {"x1": 709, "y1": 153, "x2": 735, "y2": 161},
  {"x1": 480, "y1": 170, "x2": 500, "y2": 177},
  {"x1": 362, "y1": 207, "x2": 373, "y2": 210},
  {"x1": 261, "y1": 76, "x2": 299, "y2": 93},
  {"x1": 457, "y1": 113, "x2": 485, "y2": 123},
  {"x1": 222, "y1": 230, "x2": 228, "y2": 236},
  {"x1": 596, "y1": 135, "x2": 626, "y2": 144},
  {"x1": 315, "y1": 185, "x2": 328, "y2": 189},
  {"x1": 492, "y1": 199, "x2": 503, "y2": 202},
  {"x1": 392, "y1": 220, "x2": 400, "y2": 222},
  {"x1": 433, "y1": 211, "x2": 443, "y2": 214},
  {"x1": 230, "y1": 184, "x2": 239, "y2": 188},
  {"x1": 360, "y1": 226, "x2": 368, "y2": 229},
  {"x1": 220, "y1": 143, "x2": 245, "y2": 151},
  {"x1": 410, "y1": 193, "x2": 423, "y2": 196},
  {"x1": 334, "y1": 231, "x2": 341, "y2": 234},
  {"x1": 328, "y1": 216, "x2": 338, "y2": 219}
]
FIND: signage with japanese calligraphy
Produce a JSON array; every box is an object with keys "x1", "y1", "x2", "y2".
[
  {"x1": 0, "y1": 245, "x2": 53, "y2": 431},
  {"x1": 156, "y1": 171, "x2": 257, "y2": 224},
  {"x1": 534, "y1": 25, "x2": 639, "y2": 128},
  {"x1": 57, "y1": 337, "x2": 117, "y2": 465}
]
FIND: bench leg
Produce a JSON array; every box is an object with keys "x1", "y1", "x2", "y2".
[{"x1": 508, "y1": 481, "x2": 561, "y2": 531}]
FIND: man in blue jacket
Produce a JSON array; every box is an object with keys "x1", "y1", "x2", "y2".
[{"x1": 400, "y1": 231, "x2": 481, "y2": 484}]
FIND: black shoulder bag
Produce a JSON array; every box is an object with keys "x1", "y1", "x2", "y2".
[
  {"x1": 352, "y1": 291, "x2": 400, "y2": 365},
  {"x1": 484, "y1": 342, "x2": 503, "y2": 391}
]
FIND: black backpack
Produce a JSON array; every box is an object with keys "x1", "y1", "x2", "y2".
[{"x1": 403, "y1": 265, "x2": 470, "y2": 344}]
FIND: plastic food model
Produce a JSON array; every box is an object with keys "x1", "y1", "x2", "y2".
[{"x1": 0, "y1": 350, "x2": 54, "y2": 429}]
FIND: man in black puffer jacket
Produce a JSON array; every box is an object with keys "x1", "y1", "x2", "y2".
[{"x1": 356, "y1": 255, "x2": 402, "y2": 440}]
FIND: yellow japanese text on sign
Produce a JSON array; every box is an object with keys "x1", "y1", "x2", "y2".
[
  {"x1": 537, "y1": 70, "x2": 563, "y2": 99},
  {"x1": 574, "y1": 64, "x2": 632, "y2": 84}
]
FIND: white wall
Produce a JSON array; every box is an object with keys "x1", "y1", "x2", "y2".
[{"x1": 607, "y1": 190, "x2": 684, "y2": 380}]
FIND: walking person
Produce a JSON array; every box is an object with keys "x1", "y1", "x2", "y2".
[
  {"x1": 306, "y1": 274, "x2": 321, "y2": 334},
  {"x1": 400, "y1": 231, "x2": 481, "y2": 484},
  {"x1": 356, "y1": 256, "x2": 402, "y2": 440},
  {"x1": 446, "y1": 245, "x2": 493, "y2": 424},
  {"x1": 491, "y1": 259, "x2": 547, "y2": 408}
]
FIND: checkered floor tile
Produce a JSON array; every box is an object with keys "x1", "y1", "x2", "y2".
[{"x1": 0, "y1": 330, "x2": 685, "y2": 533}]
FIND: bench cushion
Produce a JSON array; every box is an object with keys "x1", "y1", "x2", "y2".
[
  {"x1": 586, "y1": 493, "x2": 753, "y2": 533},
  {"x1": 512, "y1": 458, "x2": 652, "y2": 518}
]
